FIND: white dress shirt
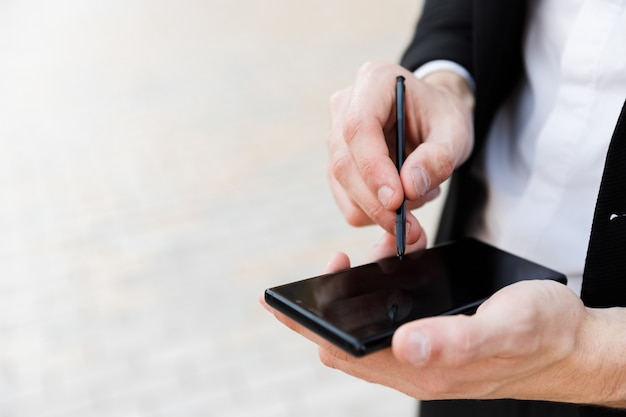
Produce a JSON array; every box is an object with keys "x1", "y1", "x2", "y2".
[{"x1": 417, "y1": 0, "x2": 626, "y2": 295}]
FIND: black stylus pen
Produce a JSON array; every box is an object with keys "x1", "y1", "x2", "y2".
[{"x1": 395, "y1": 75, "x2": 406, "y2": 259}]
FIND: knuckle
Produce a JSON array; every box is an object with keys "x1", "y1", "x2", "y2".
[
  {"x1": 440, "y1": 324, "x2": 479, "y2": 369},
  {"x1": 368, "y1": 202, "x2": 386, "y2": 223},
  {"x1": 430, "y1": 144, "x2": 456, "y2": 180},
  {"x1": 359, "y1": 156, "x2": 380, "y2": 181},
  {"x1": 360, "y1": 201, "x2": 387, "y2": 228},
  {"x1": 455, "y1": 329, "x2": 481, "y2": 367},
  {"x1": 329, "y1": 149, "x2": 352, "y2": 181},
  {"x1": 357, "y1": 61, "x2": 381, "y2": 77},
  {"x1": 329, "y1": 87, "x2": 349, "y2": 112},
  {"x1": 438, "y1": 150, "x2": 456, "y2": 178},
  {"x1": 329, "y1": 90, "x2": 342, "y2": 110},
  {"x1": 452, "y1": 344, "x2": 477, "y2": 369},
  {"x1": 341, "y1": 114, "x2": 364, "y2": 146}
]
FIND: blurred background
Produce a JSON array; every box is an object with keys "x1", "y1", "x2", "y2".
[{"x1": 0, "y1": 0, "x2": 445, "y2": 416}]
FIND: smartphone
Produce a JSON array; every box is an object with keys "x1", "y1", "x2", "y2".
[{"x1": 264, "y1": 238, "x2": 567, "y2": 357}]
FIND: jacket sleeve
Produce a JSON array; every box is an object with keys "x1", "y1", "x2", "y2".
[
  {"x1": 397, "y1": 0, "x2": 528, "y2": 245},
  {"x1": 400, "y1": 0, "x2": 474, "y2": 76}
]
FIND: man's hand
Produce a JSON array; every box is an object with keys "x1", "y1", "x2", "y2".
[
  {"x1": 263, "y1": 245, "x2": 626, "y2": 407},
  {"x1": 327, "y1": 62, "x2": 474, "y2": 245}
]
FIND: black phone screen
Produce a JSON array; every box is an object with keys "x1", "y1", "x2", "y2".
[{"x1": 265, "y1": 238, "x2": 567, "y2": 356}]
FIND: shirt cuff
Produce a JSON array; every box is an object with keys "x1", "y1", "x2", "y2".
[{"x1": 413, "y1": 60, "x2": 476, "y2": 92}]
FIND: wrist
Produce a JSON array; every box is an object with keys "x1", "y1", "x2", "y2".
[
  {"x1": 422, "y1": 71, "x2": 475, "y2": 113},
  {"x1": 579, "y1": 307, "x2": 626, "y2": 407}
]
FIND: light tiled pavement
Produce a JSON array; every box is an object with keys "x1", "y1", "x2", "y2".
[{"x1": 0, "y1": 1, "x2": 443, "y2": 416}]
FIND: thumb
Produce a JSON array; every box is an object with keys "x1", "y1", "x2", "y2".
[
  {"x1": 391, "y1": 313, "x2": 506, "y2": 367},
  {"x1": 400, "y1": 142, "x2": 455, "y2": 201}
]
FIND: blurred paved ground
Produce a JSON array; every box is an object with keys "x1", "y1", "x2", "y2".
[{"x1": 0, "y1": 1, "x2": 443, "y2": 416}]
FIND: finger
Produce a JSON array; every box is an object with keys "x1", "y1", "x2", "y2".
[
  {"x1": 401, "y1": 142, "x2": 457, "y2": 201},
  {"x1": 318, "y1": 345, "x2": 418, "y2": 397},
  {"x1": 328, "y1": 123, "x2": 402, "y2": 233},
  {"x1": 391, "y1": 281, "x2": 548, "y2": 368},
  {"x1": 327, "y1": 169, "x2": 369, "y2": 226},
  {"x1": 341, "y1": 114, "x2": 403, "y2": 210},
  {"x1": 405, "y1": 186, "x2": 442, "y2": 211},
  {"x1": 329, "y1": 147, "x2": 439, "y2": 222},
  {"x1": 340, "y1": 65, "x2": 410, "y2": 212},
  {"x1": 327, "y1": 87, "x2": 375, "y2": 227},
  {"x1": 324, "y1": 252, "x2": 351, "y2": 273},
  {"x1": 328, "y1": 157, "x2": 425, "y2": 242},
  {"x1": 328, "y1": 64, "x2": 414, "y2": 227},
  {"x1": 364, "y1": 229, "x2": 427, "y2": 264},
  {"x1": 399, "y1": 77, "x2": 473, "y2": 201},
  {"x1": 392, "y1": 314, "x2": 502, "y2": 368},
  {"x1": 260, "y1": 294, "x2": 338, "y2": 350},
  {"x1": 264, "y1": 301, "x2": 338, "y2": 351},
  {"x1": 326, "y1": 158, "x2": 381, "y2": 227}
]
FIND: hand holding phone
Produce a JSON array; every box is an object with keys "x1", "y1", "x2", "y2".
[{"x1": 265, "y1": 238, "x2": 567, "y2": 357}]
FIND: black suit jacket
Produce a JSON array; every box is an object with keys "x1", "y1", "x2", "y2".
[
  {"x1": 401, "y1": 0, "x2": 528, "y2": 243},
  {"x1": 399, "y1": 1, "x2": 625, "y2": 416}
]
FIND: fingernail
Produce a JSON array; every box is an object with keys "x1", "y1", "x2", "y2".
[
  {"x1": 411, "y1": 167, "x2": 430, "y2": 198},
  {"x1": 377, "y1": 185, "x2": 394, "y2": 207},
  {"x1": 405, "y1": 330, "x2": 430, "y2": 365}
]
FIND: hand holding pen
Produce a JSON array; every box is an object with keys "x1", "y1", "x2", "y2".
[{"x1": 326, "y1": 62, "x2": 475, "y2": 255}]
